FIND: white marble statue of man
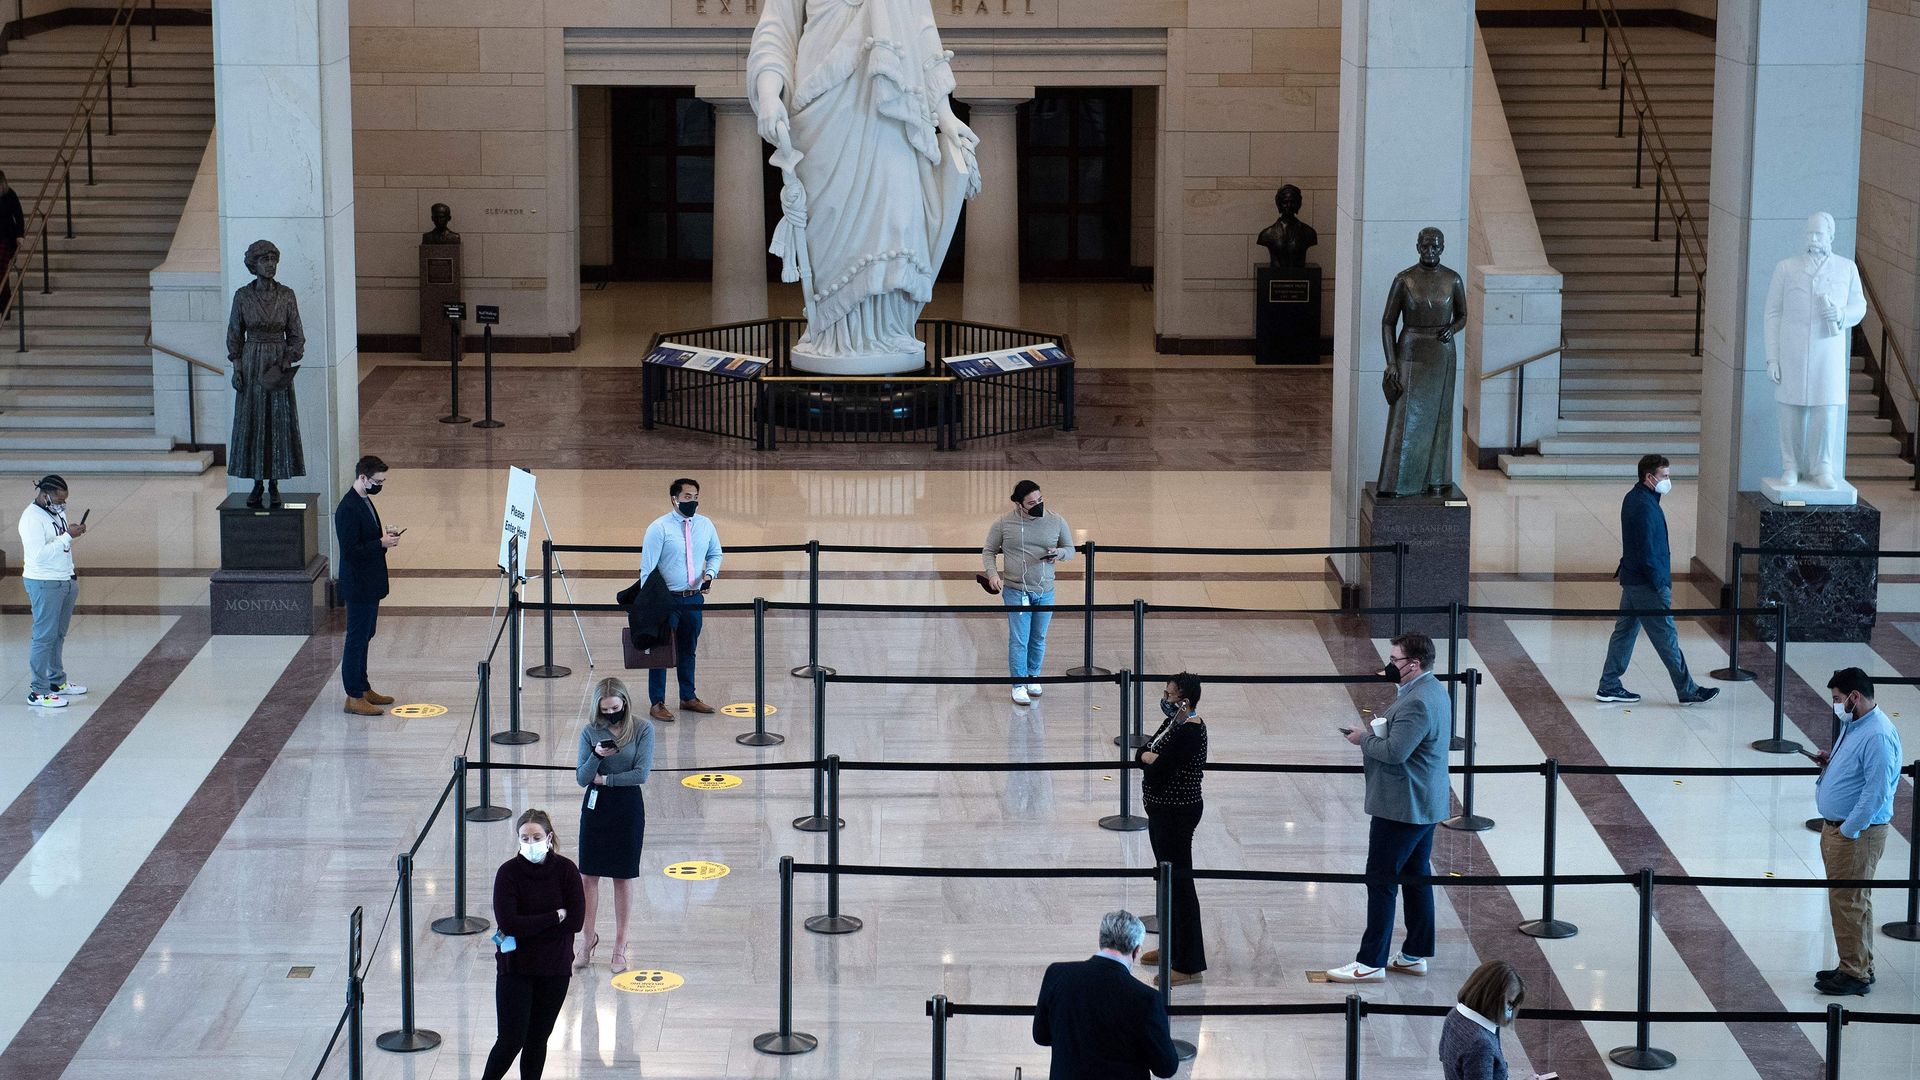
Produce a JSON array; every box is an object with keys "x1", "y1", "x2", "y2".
[
  {"x1": 1763, "y1": 211, "x2": 1865, "y2": 499},
  {"x1": 748, "y1": 0, "x2": 982, "y2": 375}
]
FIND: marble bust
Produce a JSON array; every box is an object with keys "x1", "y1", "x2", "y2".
[
  {"x1": 1377, "y1": 228, "x2": 1468, "y2": 498},
  {"x1": 1256, "y1": 184, "x2": 1317, "y2": 269},
  {"x1": 1763, "y1": 211, "x2": 1865, "y2": 504},
  {"x1": 422, "y1": 203, "x2": 460, "y2": 244}
]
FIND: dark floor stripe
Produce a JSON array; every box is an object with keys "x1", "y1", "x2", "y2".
[
  {"x1": 0, "y1": 633, "x2": 337, "y2": 1080},
  {"x1": 1469, "y1": 616, "x2": 1826, "y2": 1080},
  {"x1": 0, "y1": 611, "x2": 211, "y2": 884},
  {"x1": 1312, "y1": 615, "x2": 1611, "y2": 1080}
]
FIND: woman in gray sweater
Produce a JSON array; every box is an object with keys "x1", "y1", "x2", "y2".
[
  {"x1": 1439, "y1": 960, "x2": 1552, "y2": 1080},
  {"x1": 982, "y1": 480, "x2": 1074, "y2": 705},
  {"x1": 574, "y1": 677, "x2": 654, "y2": 973}
]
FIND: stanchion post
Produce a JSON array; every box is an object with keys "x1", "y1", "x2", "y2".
[
  {"x1": 1100, "y1": 670, "x2": 1148, "y2": 832},
  {"x1": 1751, "y1": 600, "x2": 1801, "y2": 755},
  {"x1": 1343, "y1": 993, "x2": 1362, "y2": 1080},
  {"x1": 346, "y1": 906, "x2": 365, "y2": 1080},
  {"x1": 1881, "y1": 760, "x2": 1920, "y2": 940},
  {"x1": 1444, "y1": 670, "x2": 1493, "y2": 832},
  {"x1": 790, "y1": 540, "x2": 835, "y2": 677},
  {"x1": 439, "y1": 316, "x2": 470, "y2": 424},
  {"x1": 1607, "y1": 868, "x2": 1675, "y2": 1070},
  {"x1": 1066, "y1": 541, "x2": 1109, "y2": 676},
  {"x1": 930, "y1": 994, "x2": 949, "y2": 1080},
  {"x1": 375, "y1": 854, "x2": 442, "y2": 1052},
  {"x1": 527, "y1": 539, "x2": 569, "y2": 678},
  {"x1": 806, "y1": 755, "x2": 862, "y2": 934},
  {"x1": 753, "y1": 856, "x2": 819, "y2": 1054},
  {"x1": 739, "y1": 597, "x2": 783, "y2": 746},
  {"x1": 1393, "y1": 542, "x2": 1408, "y2": 638},
  {"x1": 1519, "y1": 758, "x2": 1578, "y2": 938},
  {"x1": 1824, "y1": 1003, "x2": 1844, "y2": 1080},
  {"x1": 465, "y1": 662, "x2": 510, "y2": 821},
  {"x1": 792, "y1": 670, "x2": 840, "y2": 831},
  {"x1": 473, "y1": 322, "x2": 503, "y2": 428},
  {"x1": 433, "y1": 757, "x2": 490, "y2": 935},
  {"x1": 1133, "y1": 600, "x2": 1147, "y2": 735},
  {"x1": 1711, "y1": 545, "x2": 1757, "y2": 681},
  {"x1": 1447, "y1": 601, "x2": 1464, "y2": 750},
  {"x1": 1156, "y1": 861, "x2": 1197, "y2": 1061},
  {"x1": 495, "y1": 550, "x2": 538, "y2": 746}
]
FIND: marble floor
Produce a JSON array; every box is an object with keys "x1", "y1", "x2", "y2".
[{"x1": 2, "y1": 281, "x2": 1919, "y2": 1079}]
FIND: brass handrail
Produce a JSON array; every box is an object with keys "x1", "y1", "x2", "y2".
[
  {"x1": 0, "y1": 0, "x2": 141, "y2": 327},
  {"x1": 143, "y1": 325, "x2": 225, "y2": 375},
  {"x1": 1590, "y1": 0, "x2": 1708, "y2": 280},
  {"x1": 1480, "y1": 339, "x2": 1566, "y2": 382}
]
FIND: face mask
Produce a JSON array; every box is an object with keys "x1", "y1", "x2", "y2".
[
  {"x1": 1027, "y1": 501, "x2": 1045, "y2": 518},
  {"x1": 677, "y1": 500, "x2": 698, "y2": 518},
  {"x1": 1653, "y1": 478, "x2": 1672, "y2": 495},
  {"x1": 45, "y1": 501, "x2": 65, "y2": 514},
  {"x1": 365, "y1": 481, "x2": 383, "y2": 496},
  {"x1": 601, "y1": 707, "x2": 628, "y2": 729},
  {"x1": 1381, "y1": 659, "x2": 1404, "y2": 682},
  {"x1": 1161, "y1": 699, "x2": 1181, "y2": 719},
  {"x1": 1503, "y1": 1002, "x2": 1516, "y2": 1023},
  {"x1": 519, "y1": 838, "x2": 549, "y2": 864},
  {"x1": 1833, "y1": 700, "x2": 1853, "y2": 723}
]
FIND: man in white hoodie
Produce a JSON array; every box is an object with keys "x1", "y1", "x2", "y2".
[
  {"x1": 20, "y1": 474, "x2": 88, "y2": 709},
  {"x1": 983, "y1": 479, "x2": 1073, "y2": 705}
]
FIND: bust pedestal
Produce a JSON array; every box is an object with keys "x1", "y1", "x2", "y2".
[
  {"x1": 210, "y1": 493, "x2": 327, "y2": 635},
  {"x1": 1734, "y1": 491, "x2": 1879, "y2": 643},
  {"x1": 419, "y1": 243, "x2": 464, "y2": 362},
  {"x1": 1255, "y1": 264, "x2": 1323, "y2": 365},
  {"x1": 1357, "y1": 483, "x2": 1471, "y2": 638}
]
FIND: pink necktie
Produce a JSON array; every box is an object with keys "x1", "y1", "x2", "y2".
[{"x1": 684, "y1": 518, "x2": 695, "y2": 590}]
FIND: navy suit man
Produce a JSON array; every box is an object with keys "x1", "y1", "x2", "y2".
[
  {"x1": 335, "y1": 455, "x2": 397, "y2": 715},
  {"x1": 1032, "y1": 910, "x2": 1179, "y2": 1080},
  {"x1": 1596, "y1": 454, "x2": 1718, "y2": 706}
]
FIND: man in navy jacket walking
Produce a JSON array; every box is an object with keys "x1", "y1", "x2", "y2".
[{"x1": 1596, "y1": 454, "x2": 1718, "y2": 706}]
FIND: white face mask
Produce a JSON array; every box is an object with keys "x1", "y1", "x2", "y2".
[
  {"x1": 519, "y1": 838, "x2": 550, "y2": 864},
  {"x1": 1653, "y1": 478, "x2": 1672, "y2": 495},
  {"x1": 1833, "y1": 700, "x2": 1853, "y2": 723}
]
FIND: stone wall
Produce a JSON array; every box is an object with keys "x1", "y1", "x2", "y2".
[
  {"x1": 1859, "y1": 0, "x2": 1920, "y2": 436},
  {"x1": 148, "y1": 133, "x2": 229, "y2": 448},
  {"x1": 578, "y1": 85, "x2": 612, "y2": 272}
]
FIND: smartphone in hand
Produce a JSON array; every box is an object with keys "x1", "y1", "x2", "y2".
[{"x1": 80, "y1": 508, "x2": 91, "y2": 525}]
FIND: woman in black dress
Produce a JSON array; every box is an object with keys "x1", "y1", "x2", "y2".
[
  {"x1": 1137, "y1": 671, "x2": 1208, "y2": 986},
  {"x1": 574, "y1": 677, "x2": 653, "y2": 974}
]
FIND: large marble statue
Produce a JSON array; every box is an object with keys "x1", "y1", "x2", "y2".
[
  {"x1": 1764, "y1": 211, "x2": 1865, "y2": 502},
  {"x1": 227, "y1": 239, "x2": 306, "y2": 508},
  {"x1": 1377, "y1": 228, "x2": 1468, "y2": 498},
  {"x1": 748, "y1": 0, "x2": 982, "y2": 375},
  {"x1": 1257, "y1": 184, "x2": 1317, "y2": 269}
]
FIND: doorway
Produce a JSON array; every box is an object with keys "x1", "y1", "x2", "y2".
[
  {"x1": 1018, "y1": 88, "x2": 1134, "y2": 280},
  {"x1": 609, "y1": 87, "x2": 715, "y2": 281}
]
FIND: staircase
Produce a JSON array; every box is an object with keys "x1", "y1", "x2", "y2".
[
  {"x1": 1483, "y1": 25, "x2": 1910, "y2": 481},
  {"x1": 0, "y1": 24, "x2": 213, "y2": 473}
]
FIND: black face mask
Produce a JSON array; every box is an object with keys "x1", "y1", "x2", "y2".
[
  {"x1": 365, "y1": 481, "x2": 383, "y2": 496},
  {"x1": 601, "y1": 707, "x2": 628, "y2": 729},
  {"x1": 1027, "y1": 501, "x2": 1045, "y2": 518},
  {"x1": 1381, "y1": 659, "x2": 1404, "y2": 683},
  {"x1": 677, "y1": 501, "x2": 698, "y2": 518},
  {"x1": 1160, "y1": 698, "x2": 1180, "y2": 719}
]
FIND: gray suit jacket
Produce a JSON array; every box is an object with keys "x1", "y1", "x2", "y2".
[{"x1": 1361, "y1": 671, "x2": 1451, "y2": 825}]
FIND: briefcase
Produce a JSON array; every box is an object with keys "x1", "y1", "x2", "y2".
[{"x1": 621, "y1": 629, "x2": 676, "y2": 670}]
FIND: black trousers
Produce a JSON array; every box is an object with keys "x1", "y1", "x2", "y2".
[
  {"x1": 481, "y1": 971, "x2": 570, "y2": 1080},
  {"x1": 1146, "y1": 803, "x2": 1207, "y2": 974},
  {"x1": 341, "y1": 599, "x2": 378, "y2": 697}
]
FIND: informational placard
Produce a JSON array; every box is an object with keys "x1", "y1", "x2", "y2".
[
  {"x1": 944, "y1": 341, "x2": 1074, "y2": 379},
  {"x1": 475, "y1": 304, "x2": 500, "y2": 325},
  {"x1": 444, "y1": 302, "x2": 467, "y2": 320},
  {"x1": 644, "y1": 341, "x2": 769, "y2": 380},
  {"x1": 498, "y1": 466, "x2": 537, "y2": 574}
]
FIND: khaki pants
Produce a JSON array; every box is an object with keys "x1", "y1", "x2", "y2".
[{"x1": 1821, "y1": 822, "x2": 1888, "y2": 979}]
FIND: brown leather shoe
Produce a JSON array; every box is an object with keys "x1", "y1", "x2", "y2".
[
  {"x1": 1139, "y1": 949, "x2": 1160, "y2": 966},
  {"x1": 345, "y1": 696, "x2": 384, "y2": 716},
  {"x1": 1154, "y1": 970, "x2": 1202, "y2": 988},
  {"x1": 649, "y1": 702, "x2": 674, "y2": 722},
  {"x1": 362, "y1": 688, "x2": 395, "y2": 706},
  {"x1": 679, "y1": 698, "x2": 716, "y2": 714}
]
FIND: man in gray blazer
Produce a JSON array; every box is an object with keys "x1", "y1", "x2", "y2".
[{"x1": 1328, "y1": 632, "x2": 1451, "y2": 982}]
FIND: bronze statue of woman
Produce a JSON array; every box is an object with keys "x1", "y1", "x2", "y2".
[
  {"x1": 227, "y1": 239, "x2": 306, "y2": 508},
  {"x1": 1377, "y1": 227, "x2": 1468, "y2": 497}
]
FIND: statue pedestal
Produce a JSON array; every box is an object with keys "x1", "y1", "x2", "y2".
[
  {"x1": 1255, "y1": 264, "x2": 1323, "y2": 365},
  {"x1": 1734, "y1": 491, "x2": 1879, "y2": 643},
  {"x1": 419, "y1": 242, "x2": 464, "y2": 362},
  {"x1": 1358, "y1": 483, "x2": 1471, "y2": 638},
  {"x1": 210, "y1": 493, "x2": 327, "y2": 635},
  {"x1": 790, "y1": 342, "x2": 926, "y2": 376},
  {"x1": 1760, "y1": 475, "x2": 1858, "y2": 506}
]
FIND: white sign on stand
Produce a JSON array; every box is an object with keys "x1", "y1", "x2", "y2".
[{"x1": 499, "y1": 466, "x2": 537, "y2": 574}]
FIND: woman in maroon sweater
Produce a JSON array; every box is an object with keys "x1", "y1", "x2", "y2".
[{"x1": 482, "y1": 808, "x2": 587, "y2": 1080}]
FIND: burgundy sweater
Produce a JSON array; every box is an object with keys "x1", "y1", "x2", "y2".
[{"x1": 491, "y1": 852, "x2": 587, "y2": 977}]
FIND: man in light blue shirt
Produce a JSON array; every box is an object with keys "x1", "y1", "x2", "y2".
[
  {"x1": 637, "y1": 478, "x2": 723, "y2": 720},
  {"x1": 1812, "y1": 667, "x2": 1902, "y2": 996}
]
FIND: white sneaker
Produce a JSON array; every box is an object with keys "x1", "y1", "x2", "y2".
[
  {"x1": 1025, "y1": 683, "x2": 1044, "y2": 697},
  {"x1": 1324, "y1": 961, "x2": 1385, "y2": 983},
  {"x1": 1012, "y1": 686, "x2": 1031, "y2": 705},
  {"x1": 27, "y1": 692, "x2": 68, "y2": 709},
  {"x1": 1388, "y1": 953, "x2": 1428, "y2": 975},
  {"x1": 50, "y1": 681, "x2": 87, "y2": 697}
]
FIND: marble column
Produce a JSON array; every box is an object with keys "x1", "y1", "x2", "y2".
[
  {"x1": 699, "y1": 86, "x2": 769, "y2": 326},
  {"x1": 212, "y1": 0, "x2": 359, "y2": 563},
  {"x1": 1695, "y1": 1, "x2": 1867, "y2": 581},
  {"x1": 957, "y1": 87, "x2": 1033, "y2": 327},
  {"x1": 1329, "y1": 0, "x2": 1475, "y2": 575}
]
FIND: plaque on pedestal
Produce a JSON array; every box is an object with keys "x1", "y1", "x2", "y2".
[
  {"x1": 419, "y1": 243, "x2": 464, "y2": 363},
  {"x1": 1734, "y1": 491, "x2": 1879, "y2": 643},
  {"x1": 217, "y1": 493, "x2": 317, "y2": 570},
  {"x1": 212, "y1": 492, "x2": 327, "y2": 635},
  {"x1": 1255, "y1": 264, "x2": 1323, "y2": 365},
  {"x1": 1357, "y1": 483, "x2": 1471, "y2": 638}
]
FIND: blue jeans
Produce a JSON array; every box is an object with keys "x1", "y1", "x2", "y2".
[
  {"x1": 649, "y1": 594, "x2": 704, "y2": 704},
  {"x1": 1598, "y1": 583, "x2": 1699, "y2": 697},
  {"x1": 25, "y1": 577, "x2": 77, "y2": 694},
  {"x1": 1003, "y1": 588, "x2": 1053, "y2": 681},
  {"x1": 1358, "y1": 816, "x2": 1436, "y2": 968}
]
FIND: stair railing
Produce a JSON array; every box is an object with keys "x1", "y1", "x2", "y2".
[
  {"x1": 1478, "y1": 336, "x2": 1567, "y2": 454},
  {"x1": 1, "y1": 0, "x2": 143, "y2": 351},
  {"x1": 1855, "y1": 265, "x2": 1920, "y2": 491},
  {"x1": 143, "y1": 326, "x2": 225, "y2": 451}
]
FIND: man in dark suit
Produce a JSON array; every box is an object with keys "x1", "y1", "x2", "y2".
[
  {"x1": 1032, "y1": 910, "x2": 1180, "y2": 1080},
  {"x1": 335, "y1": 455, "x2": 398, "y2": 715}
]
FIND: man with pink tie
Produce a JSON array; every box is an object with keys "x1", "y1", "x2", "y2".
[{"x1": 638, "y1": 478, "x2": 724, "y2": 721}]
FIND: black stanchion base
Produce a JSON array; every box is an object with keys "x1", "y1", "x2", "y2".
[
  {"x1": 438, "y1": 414, "x2": 471, "y2": 425},
  {"x1": 1442, "y1": 813, "x2": 1495, "y2": 833},
  {"x1": 789, "y1": 664, "x2": 838, "y2": 678},
  {"x1": 1710, "y1": 666, "x2": 1757, "y2": 682},
  {"x1": 1806, "y1": 817, "x2": 1826, "y2": 834},
  {"x1": 753, "y1": 1031, "x2": 818, "y2": 1055},
  {"x1": 1065, "y1": 665, "x2": 1112, "y2": 677},
  {"x1": 1881, "y1": 921, "x2": 1920, "y2": 942},
  {"x1": 1141, "y1": 914, "x2": 1158, "y2": 934},
  {"x1": 492, "y1": 730, "x2": 540, "y2": 746},
  {"x1": 1518, "y1": 918, "x2": 1578, "y2": 939},
  {"x1": 1112, "y1": 733, "x2": 1148, "y2": 748},
  {"x1": 804, "y1": 914, "x2": 864, "y2": 935},
  {"x1": 1098, "y1": 814, "x2": 1149, "y2": 832},
  {"x1": 376, "y1": 1028, "x2": 442, "y2": 1053},
  {"x1": 432, "y1": 915, "x2": 490, "y2": 936},
  {"x1": 792, "y1": 815, "x2": 845, "y2": 832},
  {"x1": 526, "y1": 664, "x2": 571, "y2": 679},
  {"x1": 1608, "y1": 1046, "x2": 1676, "y2": 1071},
  {"x1": 473, "y1": 418, "x2": 505, "y2": 429},
  {"x1": 464, "y1": 804, "x2": 512, "y2": 822},
  {"x1": 737, "y1": 731, "x2": 786, "y2": 746},
  {"x1": 1752, "y1": 737, "x2": 1804, "y2": 755},
  {"x1": 1173, "y1": 1039, "x2": 1197, "y2": 1062}
]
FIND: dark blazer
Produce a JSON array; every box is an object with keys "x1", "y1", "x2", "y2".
[
  {"x1": 614, "y1": 565, "x2": 674, "y2": 646},
  {"x1": 334, "y1": 490, "x2": 389, "y2": 604},
  {"x1": 1033, "y1": 955, "x2": 1179, "y2": 1080},
  {"x1": 1615, "y1": 482, "x2": 1671, "y2": 589},
  {"x1": 0, "y1": 189, "x2": 23, "y2": 244}
]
